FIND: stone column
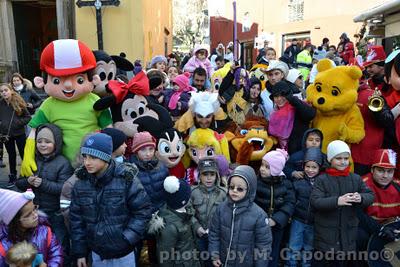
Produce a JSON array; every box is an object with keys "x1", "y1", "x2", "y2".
[
  {"x1": 0, "y1": 0, "x2": 18, "y2": 82},
  {"x1": 57, "y1": 0, "x2": 76, "y2": 39}
]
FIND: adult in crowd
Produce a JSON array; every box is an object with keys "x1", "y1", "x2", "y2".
[
  {"x1": 190, "y1": 67, "x2": 210, "y2": 92},
  {"x1": 283, "y1": 38, "x2": 300, "y2": 67},
  {"x1": 10, "y1": 73, "x2": 42, "y2": 115},
  {"x1": 0, "y1": 83, "x2": 31, "y2": 187}
]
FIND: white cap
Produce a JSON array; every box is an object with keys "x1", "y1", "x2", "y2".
[
  {"x1": 327, "y1": 140, "x2": 351, "y2": 162},
  {"x1": 286, "y1": 69, "x2": 302, "y2": 84},
  {"x1": 190, "y1": 92, "x2": 220, "y2": 117},
  {"x1": 266, "y1": 60, "x2": 289, "y2": 78}
]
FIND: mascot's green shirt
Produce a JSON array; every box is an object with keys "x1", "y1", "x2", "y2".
[{"x1": 29, "y1": 93, "x2": 112, "y2": 163}]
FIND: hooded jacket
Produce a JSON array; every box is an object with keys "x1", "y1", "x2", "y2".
[
  {"x1": 16, "y1": 123, "x2": 74, "y2": 215},
  {"x1": 0, "y1": 216, "x2": 63, "y2": 267},
  {"x1": 183, "y1": 45, "x2": 214, "y2": 78},
  {"x1": 191, "y1": 173, "x2": 227, "y2": 229},
  {"x1": 154, "y1": 204, "x2": 202, "y2": 267},
  {"x1": 283, "y1": 128, "x2": 326, "y2": 179},
  {"x1": 292, "y1": 147, "x2": 324, "y2": 224},
  {"x1": 209, "y1": 165, "x2": 272, "y2": 267},
  {"x1": 70, "y1": 161, "x2": 152, "y2": 260}
]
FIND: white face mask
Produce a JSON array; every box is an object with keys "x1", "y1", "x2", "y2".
[{"x1": 15, "y1": 84, "x2": 24, "y2": 91}]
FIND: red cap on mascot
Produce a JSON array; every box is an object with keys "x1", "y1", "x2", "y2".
[
  {"x1": 40, "y1": 39, "x2": 96, "y2": 76},
  {"x1": 363, "y1": 45, "x2": 386, "y2": 67}
]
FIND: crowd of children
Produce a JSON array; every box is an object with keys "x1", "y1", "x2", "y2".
[{"x1": 0, "y1": 34, "x2": 400, "y2": 267}]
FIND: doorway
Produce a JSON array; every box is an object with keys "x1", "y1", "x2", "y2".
[{"x1": 13, "y1": 0, "x2": 58, "y2": 81}]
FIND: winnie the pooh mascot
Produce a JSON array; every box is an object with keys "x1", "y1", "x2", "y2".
[{"x1": 307, "y1": 59, "x2": 365, "y2": 153}]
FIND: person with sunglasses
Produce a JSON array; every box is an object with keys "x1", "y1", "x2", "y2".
[
  {"x1": 255, "y1": 149, "x2": 296, "y2": 267},
  {"x1": 0, "y1": 189, "x2": 62, "y2": 267},
  {"x1": 209, "y1": 165, "x2": 272, "y2": 267}
]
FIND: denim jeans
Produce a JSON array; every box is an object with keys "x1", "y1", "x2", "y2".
[
  {"x1": 198, "y1": 234, "x2": 213, "y2": 267},
  {"x1": 269, "y1": 226, "x2": 285, "y2": 267},
  {"x1": 287, "y1": 219, "x2": 314, "y2": 267},
  {"x1": 92, "y1": 251, "x2": 135, "y2": 267}
]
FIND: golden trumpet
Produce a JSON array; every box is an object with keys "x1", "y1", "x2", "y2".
[{"x1": 368, "y1": 88, "x2": 384, "y2": 112}]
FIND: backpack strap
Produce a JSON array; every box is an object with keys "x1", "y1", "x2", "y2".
[
  {"x1": 0, "y1": 242, "x2": 6, "y2": 258},
  {"x1": 46, "y1": 226, "x2": 52, "y2": 248}
]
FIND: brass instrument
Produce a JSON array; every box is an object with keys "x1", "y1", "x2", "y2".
[{"x1": 368, "y1": 87, "x2": 384, "y2": 112}]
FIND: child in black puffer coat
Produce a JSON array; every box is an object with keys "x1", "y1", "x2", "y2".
[{"x1": 255, "y1": 149, "x2": 295, "y2": 267}]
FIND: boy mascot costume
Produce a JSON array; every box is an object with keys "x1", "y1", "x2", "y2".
[
  {"x1": 306, "y1": 59, "x2": 365, "y2": 153},
  {"x1": 21, "y1": 39, "x2": 113, "y2": 176}
]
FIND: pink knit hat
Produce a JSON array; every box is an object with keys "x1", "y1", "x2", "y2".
[
  {"x1": 172, "y1": 72, "x2": 192, "y2": 92},
  {"x1": 0, "y1": 189, "x2": 35, "y2": 225},
  {"x1": 131, "y1": 131, "x2": 156, "y2": 153},
  {"x1": 262, "y1": 149, "x2": 288, "y2": 176}
]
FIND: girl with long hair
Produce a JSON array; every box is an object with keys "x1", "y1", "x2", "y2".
[{"x1": 0, "y1": 83, "x2": 31, "y2": 187}]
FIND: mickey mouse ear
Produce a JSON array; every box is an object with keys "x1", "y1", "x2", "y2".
[{"x1": 93, "y1": 95, "x2": 116, "y2": 111}]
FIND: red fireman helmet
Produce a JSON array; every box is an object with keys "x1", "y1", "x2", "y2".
[
  {"x1": 363, "y1": 45, "x2": 386, "y2": 67},
  {"x1": 40, "y1": 39, "x2": 96, "y2": 76},
  {"x1": 371, "y1": 149, "x2": 396, "y2": 169}
]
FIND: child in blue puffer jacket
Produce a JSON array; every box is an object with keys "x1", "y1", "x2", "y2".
[
  {"x1": 129, "y1": 131, "x2": 169, "y2": 266},
  {"x1": 286, "y1": 147, "x2": 324, "y2": 267}
]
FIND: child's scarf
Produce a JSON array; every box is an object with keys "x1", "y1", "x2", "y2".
[
  {"x1": 168, "y1": 72, "x2": 194, "y2": 110},
  {"x1": 325, "y1": 166, "x2": 351, "y2": 176}
]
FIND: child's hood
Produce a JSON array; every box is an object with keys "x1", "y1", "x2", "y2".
[
  {"x1": 36, "y1": 123, "x2": 64, "y2": 157},
  {"x1": 301, "y1": 128, "x2": 323, "y2": 150},
  {"x1": 303, "y1": 147, "x2": 324, "y2": 167},
  {"x1": 228, "y1": 165, "x2": 257, "y2": 203},
  {"x1": 193, "y1": 44, "x2": 209, "y2": 58}
]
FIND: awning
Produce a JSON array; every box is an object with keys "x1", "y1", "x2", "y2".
[{"x1": 354, "y1": 0, "x2": 400, "y2": 22}]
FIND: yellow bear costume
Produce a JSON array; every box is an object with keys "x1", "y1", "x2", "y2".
[{"x1": 306, "y1": 59, "x2": 365, "y2": 153}]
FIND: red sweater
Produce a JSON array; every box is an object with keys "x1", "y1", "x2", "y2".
[
  {"x1": 363, "y1": 173, "x2": 400, "y2": 224},
  {"x1": 351, "y1": 88, "x2": 384, "y2": 165}
]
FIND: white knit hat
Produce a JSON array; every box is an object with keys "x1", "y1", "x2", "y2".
[{"x1": 327, "y1": 140, "x2": 351, "y2": 162}]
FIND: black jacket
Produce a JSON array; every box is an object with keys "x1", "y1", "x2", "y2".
[
  {"x1": 70, "y1": 161, "x2": 152, "y2": 260},
  {"x1": 18, "y1": 85, "x2": 43, "y2": 114},
  {"x1": 255, "y1": 176, "x2": 296, "y2": 228},
  {"x1": 16, "y1": 124, "x2": 73, "y2": 214},
  {"x1": 0, "y1": 99, "x2": 31, "y2": 137},
  {"x1": 286, "y1": 95, "x2": 316, "y2": 155},
  {"x1": 310, "y1": 172, "x2": 374, "y2": 252},
  {"x1": 283, "y1": 44, "x2": 300, "y2": 65}
]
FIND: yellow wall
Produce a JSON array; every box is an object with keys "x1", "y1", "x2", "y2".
[
  {"x1": 142, "y1": 0, "x2": 173, "y2": 66},
  {"x1": 214, "y1": 0, "x2": 385, "y2": 55},
  {"x1": 75, "y1": 0, "x2": 172, "y2": 67}
]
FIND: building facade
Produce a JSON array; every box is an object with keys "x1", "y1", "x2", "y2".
[
  {"x1": 209, "y1": 0, "x2": 384, "y2": 64},
  {"x1": 0, "y1": 0, "x2": 172, "y2": 82}
]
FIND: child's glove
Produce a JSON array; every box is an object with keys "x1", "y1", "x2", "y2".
[
  {"x1": 20, "y1": 138, "x2": 37, "y2": 177},
  {"x1": 378, "y1": 225, "x2": 399, "y2": 242}
]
